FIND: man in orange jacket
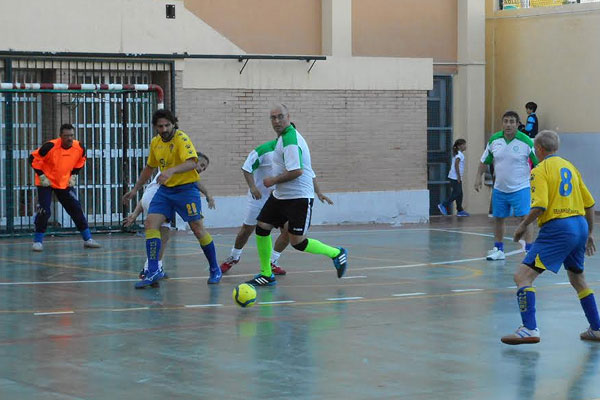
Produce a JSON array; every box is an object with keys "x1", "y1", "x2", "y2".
[{"x1": 29, "y1": 123, "x2": 101, "y2": 252}]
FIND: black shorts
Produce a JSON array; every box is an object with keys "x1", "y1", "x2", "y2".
[{"x1": 257, "y1": 194, "x2": 314, "y2": 236}]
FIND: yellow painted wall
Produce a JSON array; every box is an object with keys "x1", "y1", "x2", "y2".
[
  {"x1": 184, "y1": 0, "x2": 322, "y2": 55},
  {"x1": 186, "y1": 0, "x2": 458, "y2": 60},
  {"x1": 352, "y1": 0, "x2": 457, "y2": 61},
  {"x1": 486, "y1": 2, "x2": 600, "y2": 134}
]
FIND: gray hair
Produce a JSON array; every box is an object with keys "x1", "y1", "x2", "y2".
[
  {"x1": 534, "y1": 130, "x2": 560, "y2": 152},
  {"x1": 270, "y1": 103, "x2": 289, "y2": 114}
]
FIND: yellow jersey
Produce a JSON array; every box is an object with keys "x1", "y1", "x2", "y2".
[
  {"x1": 147, "y1": 129, "x2": 199, "y2": 187},
  {"x1": 530, "y1": 155, "x2": 595, "y2": 226}
]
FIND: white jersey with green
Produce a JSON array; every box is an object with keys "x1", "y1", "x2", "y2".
[
  {"x1": 241, "y1": 139, "x2": 277, "y2": 199},
  {"x1": 480, "y1": 131, "x2": 538, "y2": 193},
  {"x1": 272, "y1": 125, "x2": 315, "y2": 200}
]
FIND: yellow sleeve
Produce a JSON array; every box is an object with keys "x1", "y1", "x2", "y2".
[
  {"x1": 530, "y1": 166, "x2": 548, "y2": 210},
  {"x1": 176, "y1": 134, "x2": 198, "y2": 163},
  {"x1": 577, "y1": 170, "x2": 595, "y2": 208}
]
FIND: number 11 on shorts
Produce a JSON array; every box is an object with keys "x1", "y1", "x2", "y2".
[{"x1": 186, "y1": 202, "x2": 198, "y2": 216}]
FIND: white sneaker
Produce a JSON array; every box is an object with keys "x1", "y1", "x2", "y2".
[
  {"x1": 83, "y1": 239, "x2": 101, "y2": 248},
  {"x1": 580, "y1": 327, "x2": 600, "y2": 341},
  {"x1": 486, "y1": 247, "x2": 505, "y2": 260},
  {"x1": 32, "y1": 242, "x2": 43, "y2": 252},
  {"x1": 501, "y1": 325, "x2": 540, "y2": 345}
]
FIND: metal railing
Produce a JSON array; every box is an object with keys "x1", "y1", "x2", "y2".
[{"x1": 500, "y1": 0, "x2": 599, "y2": 9}]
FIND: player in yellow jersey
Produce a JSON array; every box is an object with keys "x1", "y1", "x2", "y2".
[
  {"x1": 123, "y1": 110, "x2": 222, "y2": 288},
  {"x1": 501, "y1": 130, "x2": 599, "y2": 344}
]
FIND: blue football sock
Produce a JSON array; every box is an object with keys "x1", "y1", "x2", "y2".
[
  {"x1": 517, "y1": 286, "x2": 537, "y2": 330},
  {"x1": 579, "y1": 290, "x2": 600, "y2": 331},
  {"x1": 199, "y1": 233, "x2": 219, "y2": 272},
  {"x1": 34, "y1": 232, "x2": 44, "y2": 243},
  {"x1": 80, "y1": 228, "x2": 92, "y2": 241},
  {"x1": 494, "y1": 241, "x2": 504, "y2": 252},
  {"x1": 145, "y1": 229, "x2": 161, "y2": 274}
]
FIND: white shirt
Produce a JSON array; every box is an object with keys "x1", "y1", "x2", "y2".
[
  {"x1": 241, "y1": 140, "x2": 277, "y2": 200},
  {"x1": 480, "y1": 131, "x2": 536, "y2": 193},
  {"x1": 272, "y1": 126, "x2": 315, "y2": 200},
  {"x1": 141, "y1": 171, "x2": 161, "y2": 212},
  {"x1": 448, "y1": 151, "x2": 464, "y2": 180}
]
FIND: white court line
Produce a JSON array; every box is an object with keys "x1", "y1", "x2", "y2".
[
  {"x1": 429, "y1": 228, "x2": 523, "y2": 243},
  {"x1": 112, "y1": 307, "x2": 150, "y2": 312},
  {"x1": 0, "y1": 228, "x2": 525, "y2": 286},
  {"x1": 184, "y1": 304, "x2": 223, "y2": 308},
  {"x1": 259, "y1": 300, "x2": 296, "y2": 305},
  {"x1": 451, "y1": 289, "x2": 484, "y2": 292},
  {"x1": 0, "y1": 278, "x2": 139, "y2": 286},
  {"x1": 342, "y1": 275, "x2": 367, "y2": 279},
  {"x1": 34, "y1": 311, "x2": 74, "y2": 316},
  {"x1": 0, "y1": 254, "x2": 521, "y2": 285},
  {"x1": 506, "y1": 286, "x2": 518, "y2": 289},
  {"x1": 327, "y1": 297, "x2": 364, "y2": 301},
  {"x1": 392, "y1": 292, "x2": 427, "y2": 297},
  {"x1": 554, "y1": 282, "x2": 570, "y2": 285},
  {"x1": 429, "y1": 228, "x2": 496, "y2": 238}
]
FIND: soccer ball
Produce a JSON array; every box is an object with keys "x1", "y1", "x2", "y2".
[{"x1": 233, "y1": 283, "x2": 257, "y2": 308}]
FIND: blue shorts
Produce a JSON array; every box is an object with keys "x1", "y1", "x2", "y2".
[
  {"x1": 492, "y1": 187, "x2": 530, "y2": 218},
  {"x1": 148, "y1": 183, "x2": 203, "y2": 222},
  {"x1": 522, "y1": 216, "x2": 588, "y2": 274}
]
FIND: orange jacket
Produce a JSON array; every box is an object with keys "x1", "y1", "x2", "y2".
[{"x1": 30, "y1": 138, "x2": 86, "y2": 189}]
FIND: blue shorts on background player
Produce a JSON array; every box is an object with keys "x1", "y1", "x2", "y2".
[
  {"x1": 474, "y1": 111, "x2": 539, "y2": 262},
  {"x1": 500, "y1": 130, "x2": 600, "y2": 345}
]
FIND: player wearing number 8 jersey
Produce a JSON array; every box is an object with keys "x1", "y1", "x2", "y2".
[{"x1": 501, "y1": 130, "x2": 599, "y2": 345}]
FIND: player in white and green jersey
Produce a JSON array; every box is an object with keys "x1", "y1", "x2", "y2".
[
  {"x1": 221, "y1": 135, "x2": 333, "y2": 275},
  {"x1": 220, "y1": 139, "x2": 288, "y2": 275},
  {"x1": 245, "y1": 104, "x2": 347, "y2": 287},
  {"x1": 474, "y1": 110, "x2": 539, "y2": 260}
]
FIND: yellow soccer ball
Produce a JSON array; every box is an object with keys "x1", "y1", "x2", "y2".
[{"x1": 233, "y1": 283, "x2": 257, "y2": 308}]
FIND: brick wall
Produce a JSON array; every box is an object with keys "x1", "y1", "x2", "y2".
[{"x1": 175, "y1": 76, "x2": 427, "y2": 196}]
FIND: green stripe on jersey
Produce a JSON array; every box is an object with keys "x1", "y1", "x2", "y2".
[
  {"x1": 484, "y1": 153, "x2": 494, "y2": 165},
  {"x1": 255, "y1": 139, "x2": 277, "y2": 156},
  {"x1": 488, "y1": 131, "x2": 504, "y2": 144},
  {"x1": 515, "y1": 131, "x2": 534, "y2": 146},
  {"x1": 281, "y1": 126, "x2": 298, "y2": 147},
  {"x1": 251, "y1": 157, "x2": 260, "y2": 172},
  {"x1": 281, "y1": 126, "x2": 302, "y2": 169}
]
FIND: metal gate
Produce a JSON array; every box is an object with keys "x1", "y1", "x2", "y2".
[
  {"x1": 427, "y1": 76, "x2": 453, "y2": 215},
  {"x1": 0, "y1": 56, "x2": 173, "y2": 235}
]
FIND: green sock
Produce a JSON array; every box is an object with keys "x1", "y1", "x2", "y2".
[
  {"x1": 256, "y1": 234, "x2": 272, "y2": 277},
  {"x1": 304, "y1": 238, "x2": 340, "y2": 258}
]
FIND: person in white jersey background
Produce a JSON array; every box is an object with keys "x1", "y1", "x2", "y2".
[
  {"x1": 219, "y1": 132, "x2": 333, "y2": 276},
  {"x1": 474, "y1": 111, "x2": 539, "y2": 261},
  {"x1": 438, "y1": 138, "x2": 469, "y2": 217},
  {"x1": 245, "y1": 104, "x2": 347, "y2": 287}
]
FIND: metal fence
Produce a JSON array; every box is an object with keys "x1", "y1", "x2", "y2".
[
  {"x1": 500, "y1": 0, "x2": 598, "y2": 9},
  {"x1": 0, "y1": 55, "x2": 174, "y2": 235}
]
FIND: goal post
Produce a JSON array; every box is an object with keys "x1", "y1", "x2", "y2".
[{"x1": 0, "y1": 82, "x2": 164, "y2": 235}]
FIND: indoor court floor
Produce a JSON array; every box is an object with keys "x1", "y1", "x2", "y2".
[{"x1": 0, "y1": 215, "x2": 599, "y2": 400}]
